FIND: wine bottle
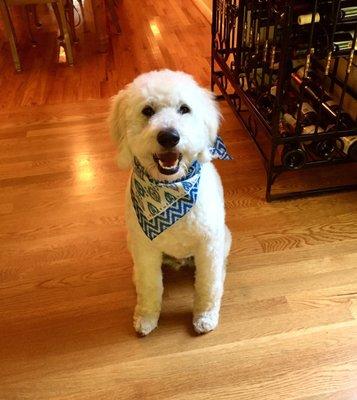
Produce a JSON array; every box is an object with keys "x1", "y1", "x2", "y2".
[
  {"x1": 244, "y1": 49, "x2": 280, "y2": 71},
  {"x1": 279, "y1": 119, "x2": 307, "y2": 169},
  {"x1": 322, "y1": 100, "x2": 356, "y2": 128},
  {"x1": 337, "y1": 136, "x2": 357, "y2": 161},
  {"x1": 296, "y1": 102, "x2": 318, "y2": 126},
  {"x1": 298, "y1": 8, "x2": 357, "y2": 25},
  {"x1": 290, "y1": 70, "x2": 355, "y2": 128},
  {"x1": 339, "y1": 6, "x2": 357, "y2": 21},
  {"x1": 244, "y1": 43, "x2": 264, "y2": 70},
  {"x1": 317, "y1": 2, "x2": 357, "y2": 22},
  {"x1": 291, "y1": 31, "x2": 355, "y2": 57},
  {"x1": 291, "y1": 66, "x2": 329, "y2": 103},
  {"x1": 257, "y1": 85, "x2": 277, "y2": 121},
  {"x1": 297, "y1": 13, "x2": 320, "y2": 25},
  {"x1": 291, "y1": 69, "x2": 325, "y2": 106},
  {"x1": 331, "y1": 31, "x2": 355, "y2": 53},
  {"x1": 293, "y1": 66, "x2": 323, "y2": 90},
  {"x1": 283, "y1": 113, "x2": 337, "y2": 159},
  {"x1": 239, "y1": 74, "x2": 260, "y2": 100},
  {"x1": 250, "y1": 0, "x2": 322, "y2": 25},
  {"x1": 250, "y1": 0, "x2": 357, "y2": 23}
]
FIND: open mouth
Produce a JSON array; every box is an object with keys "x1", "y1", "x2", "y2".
[{"x1": 153, "y1": 152, "x2": 182, "y2": 175}]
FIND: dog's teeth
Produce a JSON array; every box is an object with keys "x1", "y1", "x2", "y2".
[{"x1": 158, "y1": 159, "x2": 179, "y2": 170}]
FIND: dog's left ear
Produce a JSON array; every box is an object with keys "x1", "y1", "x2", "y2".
[
  {"x1": 108, "y1": 88, "x2": 132, "y2": 169},
  {"x1": 198, "y1": 89, "x2": 221, "y2": 163}
]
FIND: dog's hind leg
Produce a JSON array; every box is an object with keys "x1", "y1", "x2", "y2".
[{"x1": 131, "y1": 243, "x2": 163, "y2": 336}]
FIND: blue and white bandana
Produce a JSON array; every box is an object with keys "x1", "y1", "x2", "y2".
[{"x1": 131, "y1": 136, "x2": 232, "y2": 240}]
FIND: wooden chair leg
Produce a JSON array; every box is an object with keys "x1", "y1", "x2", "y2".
[
  {"x1": 106, "y1": 0, "x2": 121, "y2": 34},
  {"x1": 0, "y1": 0, "x2": 22, "y2": 71},
  {"x1": 32, "y1": 5, "x2": 42, "y2": 27},
  {"x1": 52, "y1": 2, "x2": 64, "y2": 40},
  {"x1": 65, "y1": 0, "x2": 79, "y2": 43},
  {"x1": 91, "y1": 0, "x2": 109, "y2": 52},
  {"x1": 77, "y1": 0, "x2": 88, "y2": 33},
  {"x1": 55, "y1": 0, "x2": 74, "y2": 65},
  {"x1": 25, "y1": 5, "x2": 37, "y2": 46}
]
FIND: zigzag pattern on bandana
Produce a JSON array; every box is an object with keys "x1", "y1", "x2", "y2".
[
  {"x1": 130, "y1": 135, "x2": 232, "y2": 240},
  {"x1": 131, "y1": 158, "x2": 201, "y2": 240},
  {"x1": 131, "y1": 181, "x2": 199, "y2": 240},
  {"x1": 210, "y1": 136, "x2": 233, "y2": 160}
]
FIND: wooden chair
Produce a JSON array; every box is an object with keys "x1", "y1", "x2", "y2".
[
  {"x1": 24, "y1": 1, "x2": 79, "y2": 45},
  {"x1": 0, "y1": 0, "x2": 73, "y2": 71}
]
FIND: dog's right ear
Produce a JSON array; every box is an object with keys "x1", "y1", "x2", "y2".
[{"x1": 108, "y1": 89, "x2": 132, "y2": 169}]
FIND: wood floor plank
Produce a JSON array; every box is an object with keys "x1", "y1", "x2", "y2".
[{"x1": 2, "y1": 322, "x2": 357, "y2": 399}]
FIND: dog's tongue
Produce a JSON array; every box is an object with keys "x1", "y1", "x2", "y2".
[{"x1": 157, "y1": 152, "x2": 179, "y2": 167}]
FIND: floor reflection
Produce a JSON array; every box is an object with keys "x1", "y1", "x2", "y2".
[
  {"x1": 74, "y1": 153, "x2": 95, "y2": 184},
  {"x1": 149, "y1": 22, "x2": 161, "y2": 37}
]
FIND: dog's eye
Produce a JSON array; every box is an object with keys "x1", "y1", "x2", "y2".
[
  {"x1": 178, "y1": 104, "x2": 191, "y2": 115},
  {"x1": 142, "y1": 106, "x2": 155, "y2": 117}
]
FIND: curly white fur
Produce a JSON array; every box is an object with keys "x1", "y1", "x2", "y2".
[{"x1": 109, "y1": 70, "x2": 231, "y2": 335}]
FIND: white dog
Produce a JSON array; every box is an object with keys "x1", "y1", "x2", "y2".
[{"x1": 109, "y1": 70, "x2": 231, "y2": 335}]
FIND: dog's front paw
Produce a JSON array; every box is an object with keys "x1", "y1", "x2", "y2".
[
  {"x1": 133, "y1": 313, "x2": 158, "y2": 336},
  {"x1": 193, "y1": 311, "x2": 219, "y2": 334}
]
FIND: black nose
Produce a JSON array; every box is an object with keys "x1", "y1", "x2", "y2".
[{"x1": 157, "y1": 129, "x2": 180, "y2": 148}]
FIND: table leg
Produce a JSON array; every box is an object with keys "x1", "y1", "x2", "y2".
[
  {"x1": 91, "y1": 0, "x2": 109, "y2": 53},
  {"x1": 0, "y1": 0, "x2": 22, "y2": 71}
]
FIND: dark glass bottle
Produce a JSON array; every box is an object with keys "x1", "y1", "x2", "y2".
[
  {"x1": 250, "y1": 0, "x2": 357, "y2": 23},
  {"x1": 296, "y1": 5, "x2": 357, "y2": 25},
  {"x1": 257, "y1": 85, "x2": 277, "y2": 121},
  {"x1": 243, "y1": 45, "x2": 264, "y2": 70},
  {"x1": 279, "y1": 120, "x2": 307, "y2": 169},
  {"x1": 239, "y1": 74, "x2": 260, "y2": 100},
  {"x1": 317, "y1": 0, "x2": 357, "y2": 22},
  {"x1": 331, "y1": 31, "x2": 355, "y2": 54},
  {"x1": 292, "y1": 66, "x2": 324, "y2": 92},
  {"x1": 292, "y1": 31, "x2": 355, "y2": 57},
  {"x1": 249, "y1": 0, "x2": 326, "y2": 26},
  {"x1": 338, "y1": 6, "x2": 357, "y2": 21},
  {"x1": 296, "y1": 102, "x2": 318, "y2": 126},
  {"x1": 283, "y1": 113, "x2": 338, "y2": 159},
  {"x1": 322, "y1": 100, "x2": 356, "y2": 128},
  {"x1": 290, "y1": 70, "x2": 355, "y2": 128},
  {"x1": 337, "y1": 136, "x2": 357, "y2": 160},
  {"x1": 296, "y1": 12, "x2": 320, "y2": 25},
  {"x1": 291, "y1": 69, "x2": 325, "y2": 105}
]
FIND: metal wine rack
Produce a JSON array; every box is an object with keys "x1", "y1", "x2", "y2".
[{"x1": 211, "y1": 0, "x2": 357, "y2": 201}]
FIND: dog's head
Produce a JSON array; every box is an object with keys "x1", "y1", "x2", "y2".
[{"x1": 109, "y1": 70, "x2": 220, "y2": 181}]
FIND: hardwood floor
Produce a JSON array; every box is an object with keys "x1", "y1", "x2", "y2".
[
  {"x1": 1, "y1": 1, "x2": 357, "y2": 399},
  {"x1": 0, "y1": 0, "x2": 210, "y2": 111}
]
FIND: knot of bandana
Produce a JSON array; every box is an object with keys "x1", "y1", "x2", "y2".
[
  {"x1": 131, "y1": 135, "x2": 232, "y2": 240},
  {"x1": 210, "y1": 135, "x2": 233, "y2": 160}
]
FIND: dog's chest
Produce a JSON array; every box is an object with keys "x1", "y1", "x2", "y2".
[
  {"x1": 151, "y1": 210, "x2": 202, "y2": 258},
  {"x1": 126, "y1": 162, "x2": 225, "y2": 259}
]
